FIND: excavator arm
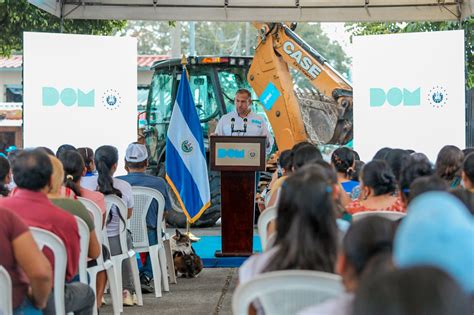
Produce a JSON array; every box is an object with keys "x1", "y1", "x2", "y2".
[{"x1": 248, "y1": 23, "x2": 353, "y2": 151}]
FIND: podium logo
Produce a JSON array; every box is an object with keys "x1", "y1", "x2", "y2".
[
  {"x1": 217, "y1": 148, "x2": 245, "y2": 159},
  {"x1": 42, "y1": 87, "x2": 95, "y2": 107},
  {"x1": 370, "y1": 87, "x2": 420, "y2": 107}
]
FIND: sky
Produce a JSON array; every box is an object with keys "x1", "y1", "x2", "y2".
[{"x1": 320, "y1": 22, "x2": 353, "y2": 56}]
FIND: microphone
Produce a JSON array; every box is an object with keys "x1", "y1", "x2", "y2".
[
  {"x1": 231, "y1": 118, "x2": 235, "y2": 134},
  {"x1": 243, "y1": 118, "x2": 248, "y2": 134}
]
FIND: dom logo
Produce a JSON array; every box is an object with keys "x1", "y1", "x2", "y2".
[
  {"x1": 370, "y1": 88, "x2": 420, "y2": 107},
  {"x1": 283, "y1": 41, "x2": 321, "y2": 80},
  {"x1": 42, "y1": 87, "x2": 94, "y2": 107},
  {"x1": 102, "y1": 89, "x2": 122, "y2": 110},
  {"x1": 181, "y1": 140, "x2": 193, "y2": 154},
  {"x1": 428, "y1": 86, "x2": 448, "y2": 108},
  {"x1": 218, "y1": 149, "x2": 245, "y2": 159},
  {"x1": 248, "y1": 150, "x2": 257, "y2": 160}
]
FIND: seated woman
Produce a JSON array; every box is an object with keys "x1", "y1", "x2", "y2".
[
  {"x1": 346, "y1": 160, "x2": 405, "y2": 215},
  {"x1": 267, "y1": 143, "x2": 322, "y2": 208},
  {"x1": 93, "y1": 145, "x2": 136, "y2": 306},
  {"x1": 353, "y1": 267, "x2": 471, "y2": 315},
  {"x1": 0, "y1": 155, "x2": 11, "y2": 197},
  {"x1": 435, "y1": 145, "x2": 464, "y2": 188},
  {"x1": 47, "y1": 155, "x2": 101, "y2": 260},
  {"x1": 298, "y1": 216, "x2": 397, "y2": 315},
  {"x1": 77, "y1": 147, "x2": 97, "y2": 188},
  {"x1": 59, "y1": 150, "x2": 107, "y2": 218},
  {"x1": 331, "y1": 147, "x2": 358, "y2": 194},
  {"x1": 0, "y1": 207, "x2": 52, "y2": 314},
  {"x1": 238, "y1": 165, "x2": 339, "y2": 315},
  {"x1": 58, "y1": 150, "x2": 108, "y2": 308}
]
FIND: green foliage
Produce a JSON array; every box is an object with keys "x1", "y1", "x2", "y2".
[
  {"x1": 346, "y1": 18, "x2": 474, "y2": 88},
  {"x1": 294, "y1": 23, "x2": 350, "y2": 78},
  {"x1": 0, "y1": 0, "x2": 126, "y2": 56},
  {"x1": 119, "y1": 21, "x2": 351, "y2": 77}
]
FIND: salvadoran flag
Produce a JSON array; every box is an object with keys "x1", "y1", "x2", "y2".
[{"x1": 165, "y1": 69, "x2": 211, "y2": 223}]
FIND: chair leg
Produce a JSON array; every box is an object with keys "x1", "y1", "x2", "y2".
[
  {"x1": 164, "y1": 239, "x2": 177, "y2": 284},
  {"x1": 87, "y1": 270, "x2": 98, "y2": 315},
  {"x1": 111, "y1": 257, "x2": 124, "y2": 312},
  {"x1": 129, "y1": 254, "x2": 143, "y2": 306},
  {"x1": 158, "y1": 247, "x2": 170, "y2": 292},
  {"x1": 149, "y1": 246, "x2": 162, "y2": 297},
  {"x1": 105, "y1": 265, "x2": 121, "y2": 315}
]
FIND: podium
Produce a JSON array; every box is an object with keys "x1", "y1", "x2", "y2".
[{"x1": 210, "y1": 136, "x2": 266, "y2": 257}]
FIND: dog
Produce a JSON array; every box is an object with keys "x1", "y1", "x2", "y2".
[{"x1": 170, "y1": 229, "x2": 203, "y2": 278}]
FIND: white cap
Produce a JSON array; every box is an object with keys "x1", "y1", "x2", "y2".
[{"x1": 125, "y1": 143, "x2": 148, "y2": 162}]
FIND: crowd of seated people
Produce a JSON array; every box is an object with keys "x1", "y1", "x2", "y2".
[
  {"x1": 249, "y1": 143, "x2": 474, "y2": 315},
  {"x1": 2, "y1": 140, "x2": 474, "y2": 314},
  {"x1": 0, "y1": 142, "x2": 172, "y2": 314}
]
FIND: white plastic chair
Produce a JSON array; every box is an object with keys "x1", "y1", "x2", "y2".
[
  {"x1": 0, "y1": 266, "x2": 12, "y2": 315},
  {"x1": 30, "y1": 227, "x2": 67, "y2": 315},
  {"x1": 75, "y1": 217, "x2": 90, "y2": 285},
  {"x1": 105, "y1": 195, "x2": 143, "y2": 309},
  {"x1": 352, "y1": 210, "x2": 406, "y2": 222},
  {"x1": 232, "y1": 270, "x2": 344, "y2": 315},
  {"x1": 130, "y1": 186, "x2": 174, "y2": 297},
  {"x1": 78, "y1": 197, "x2": 120, "y2": 315},
  {"x1": 257, "y1": 206, "x2": 277, "y2": 251}
]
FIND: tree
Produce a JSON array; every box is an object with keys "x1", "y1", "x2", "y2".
[
  {"x1": 119, "y1": 21, "x2": 351, "y2": 77},
  {"x1": 346, "y1": 18, "x2": 474, "y2": 88},
  {"x1": 0, "y1": 0, "x2": 126, "y2": 56},
  {"x1": 117, "y1": 21, "x2": 173, "y2": 55},
  {"x1": 294, "y1": 23, "x2": 351, "y2": 78}
]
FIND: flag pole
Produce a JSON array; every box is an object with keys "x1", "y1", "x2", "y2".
[{"x1": 181, "y1": 54, "x2": 200, "y2": 242}]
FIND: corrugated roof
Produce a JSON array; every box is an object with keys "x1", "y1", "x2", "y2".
[
  {"x1": 0, "y1": 55, "x2": 22, "y2": 69},
  {"x1": 0, "y1": 55, "x2": 169, "y2": 70}
]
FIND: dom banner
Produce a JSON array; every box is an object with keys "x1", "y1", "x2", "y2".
[
  {"x1": 23, "y1": 32, "x2": 137, "y2": 174},
  {"x1": 353, "y1": 30, "x2": 465, "y2": 161}
]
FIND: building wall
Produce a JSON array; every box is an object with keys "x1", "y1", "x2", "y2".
[{"x1": 0, "y1": 71, "x2": 22, "y2": 102}]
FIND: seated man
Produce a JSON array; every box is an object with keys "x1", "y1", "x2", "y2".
[
  {"x1": 0, "y1": 149, "x2": 95, "y2": 315},
  {"x1": 0, "y1": 207, "x2": 52, "y2": 314},
  {"x1": 118, "y1": 142, "x2": 172, "y2": 293}
]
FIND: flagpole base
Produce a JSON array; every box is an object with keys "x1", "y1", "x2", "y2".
[{"x1": 215, "y1": 250, "x2": 253, "y2": 257}]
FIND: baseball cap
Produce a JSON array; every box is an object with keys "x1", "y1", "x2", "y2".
[
  {"x1": 125, "y1": 143, "x2": 148, "y2": 162},
  {"x1": 394, "y1": 192, "x2": 474, "y2": 293}
]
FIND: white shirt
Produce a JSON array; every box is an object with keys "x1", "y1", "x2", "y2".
[
  {"x1": 297, "y1": 292, "x2": 354, "y2": 315},
  {"x1": 216, "y1": 110, "x2": 274, "y2": 155},
  {"x1": 80, "y1": 175, "x2": 134, "y2": 237}
]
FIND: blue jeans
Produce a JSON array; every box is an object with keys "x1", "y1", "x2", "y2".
[
  {"x1": 14, "y1": 297, "x2": 42, "y2": 315},
  {"x1": 139, "y1": 228, "x2": 158, "y2": 279}
]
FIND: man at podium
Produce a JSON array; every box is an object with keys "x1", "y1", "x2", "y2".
[{"x1": 215, "y1": 89, "x2": 274, "y2": 155}]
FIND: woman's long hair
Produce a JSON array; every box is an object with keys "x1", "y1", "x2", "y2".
[
  {"x1": 59, "y1": 150, "x2": 85, "y2": 197},
  {"x1": 0, "y1": 156, "x2": 10, "y2": 197},
  {"x1": 264, "y1": 165, "x2": 338, "y2": 273},
  {"x1": 94, "y1": 145, "x2": 122, "y2": 197}
]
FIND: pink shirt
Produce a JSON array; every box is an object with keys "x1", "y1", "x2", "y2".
[{"x1": 80, "y1": 187, "x2": 106, "y2": 215}]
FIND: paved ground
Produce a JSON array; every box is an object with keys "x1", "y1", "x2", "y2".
[
  {"x1": 100, "y1": 268, "x2": 238, "y2": 315},
  {"x1": 100, "y1": 225, "x2": 255, "y2": 314}
]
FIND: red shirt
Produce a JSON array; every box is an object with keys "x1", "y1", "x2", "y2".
[
  {"x1": 0, "y1": 189, "x2": 80, "y2": 282},
  {"x1": 0, "y1": 208, "x2": 29, "y2": 308},
  {"x1": 346, "y1": 197, "x2": 406, "y2": 215}
]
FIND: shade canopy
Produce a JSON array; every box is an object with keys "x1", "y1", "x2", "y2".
[{"x1": 29, "y1": 0, "x2": 473, "y2": 22}]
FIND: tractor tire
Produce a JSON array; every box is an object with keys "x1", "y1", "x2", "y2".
[{"x1": 165, "y1": 170, "x2": 221, "y2": 228}]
